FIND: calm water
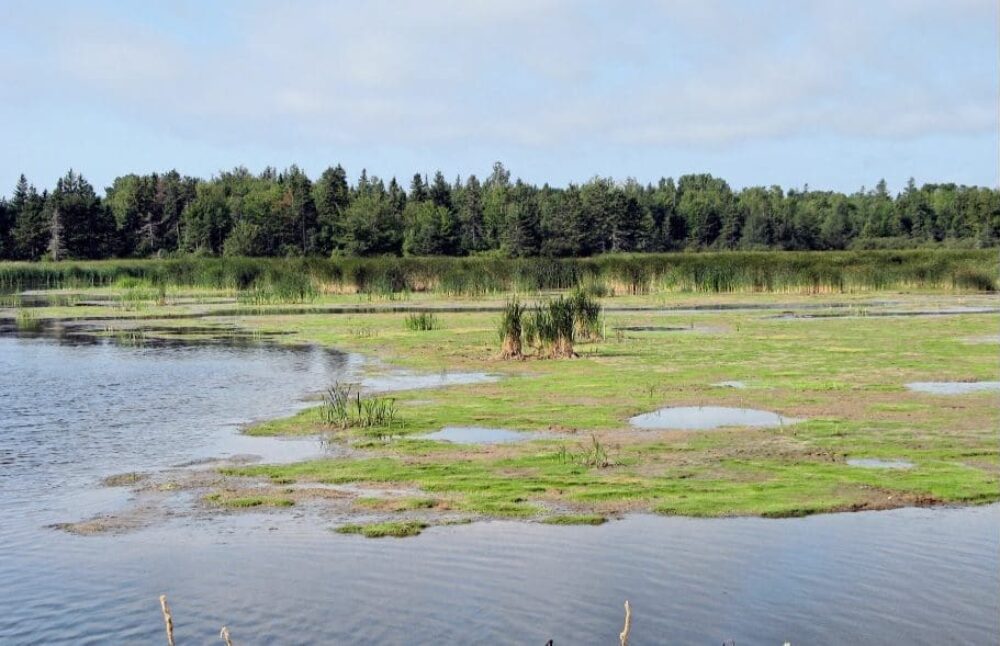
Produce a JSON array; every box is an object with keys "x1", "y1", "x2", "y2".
[
  {"x1": 630, "y1": 406, "x2": 801, "y2": 430},
  {"x1": 1, "y1": 331, "x2": 997, "y2": 644},
  {"x1": 906, "y1": 381, "x2": 1000, "y2": 395}
]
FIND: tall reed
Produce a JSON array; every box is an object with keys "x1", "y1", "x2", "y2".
[
  {"x1": 0, "y1": 250, "x2": 994, "y2": 297},
  {"x1": 498, "y1": 299, "x2": 525, "y2": 359}
]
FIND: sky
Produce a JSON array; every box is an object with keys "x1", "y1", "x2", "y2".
[{"x1": 0, "y1": 0, "x2": 996, "y2": 195}]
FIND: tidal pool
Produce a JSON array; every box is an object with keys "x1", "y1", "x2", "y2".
[
  {"x1": 906, "y1": 381, "x2": 1000, "y2": 395},
  {"x1": 847, "y1": 458, "x2": 915, "y2": 470},
  {"x1": 416, "y1": 426, "x2": 537, "y2": 444},
  {"x1": 630, "y1": 406, "x2": 800, "y2": 430}
]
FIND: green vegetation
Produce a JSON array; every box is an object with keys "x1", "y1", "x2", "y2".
[
  {"x1": 404, "y1": 312, "x2": 439, "y2": 331},
  {"x1": 207, "y1": 289, "x2": 997, "y2": 523},
  {"x1": 1, "y1": 167, "x2": 998, "y2": 262},
  {"x1": 6, "y1": 276, "x2": 998, "y2": 529},
  {"x1": 319, "y1": 382, "x2": 400, "y2": 437},
  {"x1": 203, "y1": 492, "x2": 295, "y2": 508},
  {"x1": 0, "y1": 250, "x2": 994, "y2": 298},
  {"x1": 542, "y1": 514, "x2": 608, "y2": 525},
  {"x1": 336, "y1": 520, "x2": 429, "y2": 538},
  {"x1": 498, "y1": 299, "x2": 526, "y2": 358},
  {"x1": 14, "y1": 308, "x2": 41, "y2": 331}
]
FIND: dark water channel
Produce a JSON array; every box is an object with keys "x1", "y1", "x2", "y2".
[{"x1": 0, "y1": 329, "x2": 996, "y2": 644}]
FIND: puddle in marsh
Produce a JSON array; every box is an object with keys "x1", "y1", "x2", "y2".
[
  {"x1": 416, "y1": 426, "x2": 539, "y2": 444},
  {"x1": 770, "y1": 307, "x2": 1000, "y2": 320},
  {"x1": 713, "y1": 380, "x2": 747, "y2": 389},
  {"x1": 906, "y1": 381, "x2": 1000, "y2": 395},
  {"x1": 847, "y1": 458, "x2": 914, "y2": 470},
  {"x1": 362, "y1": 371, "x2": 497, "y2": 392},
  {"x1": 630, "y1": 406, "x2": 801, "y2": 430},
  {"x1": 614, "y1": 325, "x2": 691, "y2": 332}
]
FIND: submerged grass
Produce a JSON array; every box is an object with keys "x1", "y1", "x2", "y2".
[
  {"x1": 542, "y1": 514, "x2": 608, "y2": 525},
  {"x1": 203, "y1": 492, "x2": 295, "y2": 508},
  {"x1": 336, "y1": 520, "x2": 429, "y2": 538}
]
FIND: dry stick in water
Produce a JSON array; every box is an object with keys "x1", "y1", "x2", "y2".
[
  {"x1": 159, "y1": 595, "x2": 175, "y2": 646},
  {"x1": 220, "y1": 626, "x2": 234, "y2": 646},
  {"x1": 619, "y1": 600, "x2": 632, "y2": 646}
]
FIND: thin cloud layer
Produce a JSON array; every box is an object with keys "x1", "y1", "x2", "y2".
[{"x1": 0, "y1": 0, "x2": 995, "y2": 189}]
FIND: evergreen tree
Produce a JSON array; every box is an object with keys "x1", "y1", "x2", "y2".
[
  {"x1": 457, "y1": 175, "x2": 486, "y2": 253},
  {"x1": 503, "y1": 182, "x2": 540, "y2": 257},
  {"x1": 429, "y1": 171, "x2": 452, "y2": 209},
  {"x1": 0, "y1": 199, "x2": 11, "y2": 260},
  {"x1": 46, "y1": 170, "x2": 114, "y2": 259},
  {"x1": 12, "y1": 177, "x2": 49, "y2": 260},
  {"x1": 313, "y1": 165, "x2": 350, "y2": 254}
]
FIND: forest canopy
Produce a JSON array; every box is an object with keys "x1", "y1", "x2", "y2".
[{"x1": 0, "y1": 163, "x2": 997, "y2": 261}]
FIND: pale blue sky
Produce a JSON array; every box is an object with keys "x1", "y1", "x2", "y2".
[{"x1": 0, "y1": 0, "x2": 996, "y2": 194}]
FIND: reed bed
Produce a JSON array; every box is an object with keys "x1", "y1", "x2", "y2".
[
  {"x1": 0, "y1": 250, "x2": 994, "y2": 297},
  {"x1": 507, "y1": 292, "x2": 602, "y2": 359},
  {"x1": 404, "y1": 312, "x2": 439, "y2": 331},
  {"x1": 320, "y1": 382, "x2": 400, "y2": 439}
]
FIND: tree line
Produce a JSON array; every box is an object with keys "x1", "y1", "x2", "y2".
[{"x1": 0, "y1": 163, "x2": 996, "y2": 261}]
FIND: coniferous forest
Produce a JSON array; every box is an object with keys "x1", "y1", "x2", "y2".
[{"x1": 0, "y1": 163, "x2": 997, "y2": 261}]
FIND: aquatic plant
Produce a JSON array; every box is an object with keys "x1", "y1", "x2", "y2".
[
  {"x1": 14, "y1": 308, "x2": 41, "y2": 331},
  {"x1": 336, "y1": 520, "x2": 429, "y2": 538},
  {"x1": 237, "y1": 272, "x2": 318, "y2": 305},
  {"x1": 404, "y1": 312, "x2": 439, "y2": 331},
  {"x1": 320, "y1": 381, "x2": 399, "y2": 436},
  {"x1": 570, "y1": 290, "x2": 603, "y2": 341},
  {"x1": 2, "y1": 250, "x2": 994, "y2": 298},
  {"x1": 497, "y1": 299, "x2": 525, "y2": 359},
  {"x1": 558, "y1": 435, "x2": 615, "y2": 468},
  {"x1": 521, "y1": 296, "x2": 584, "y2": 358}
]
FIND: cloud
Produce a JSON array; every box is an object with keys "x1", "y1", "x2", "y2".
[{"x1": 0, "y1": 0, "x2": 994, "y2": 153}]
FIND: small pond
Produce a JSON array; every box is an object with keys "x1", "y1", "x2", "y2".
[
  {"x1": 847, "y1": 458, "x2": 915, "y2": 470},
  {"x1": 416, "y1": 426, "x2": 538, "y2": 444},
  {"x1": 630, "y1": 406, "x2": 801, "y2": 430},
  {"x1": 362, "y1": 371, "x2": 497, "y2": 393},
  {"x1": 906, "y1": 381, "x2": 1000, "y2": 395}
]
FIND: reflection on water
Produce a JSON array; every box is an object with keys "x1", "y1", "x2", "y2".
[
  {"x1": 1, "y1": 506, "x2": 996, "y2": 644},
  {"x1": 1, "y1": 329, "x2": 997, "y2": 643},
  {"x1": 630, "y1": 406, "x2": 801, "y2": 430},
  {"x1": 906, "y1": 381, "x2": 1000, "y2": 395},
  {"x1": 847, "y1": 458, "x2": 914, "y2": 470}
]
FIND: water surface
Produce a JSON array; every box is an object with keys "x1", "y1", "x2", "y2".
[
  {"x1": 847, "y1": 458, "x2": 914, "y2": 470},
  {"x1": 906, "y1": 381, "x2": 1000, "y2": 395},
  {"x1": 630, "y1": 406, "x2": 800, "y2": 430},
  {"x1": 1, "y1": 330, "x2": 996, "y2": 644},
  {"x1": 416, "y1": 426, "x2": 537, "y2": 444}
]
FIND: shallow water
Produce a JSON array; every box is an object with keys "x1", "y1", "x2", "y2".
[
  {"x1": 416, "y1": 426, "x2": 537, "y2": 444},
  {"x1": 906, "y1": 381, "x2": 1000, "y2": 395},
  {"x1": 630, "y1": 406, "x2": 800, "y2": 430},
  {"x1": 2, "y1": 506, "x2": 996, "y2": 644},
  {"x1": 2, "y1": 330, "x2": 997, "y2": 643},
  {"x1": 362, "y1": 370, "x2": 496, "y2": 392},
  {"x1": 712, "y1": 380, "x2": 747, "y2": 389},
  {"x1": 847, "y1": 458, "x2": 914, "y2": 469}
]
